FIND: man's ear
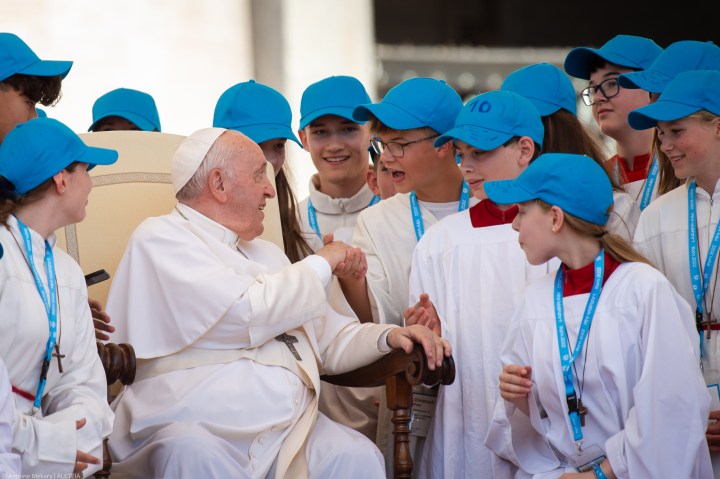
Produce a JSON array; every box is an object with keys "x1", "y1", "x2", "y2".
[
  {"x1": 298, "y1": 128, "x2": 310, "y2": 152},
  {"x1": 207, "y1": 169, "x2": 227, "y2": 203},
  {"x1": 436, "y1": 139, "x2": 454, "y2": 160}
]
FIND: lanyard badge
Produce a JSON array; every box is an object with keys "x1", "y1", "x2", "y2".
[{"x1": 409, "y1": 180, "x2": 471, "y2": 241}]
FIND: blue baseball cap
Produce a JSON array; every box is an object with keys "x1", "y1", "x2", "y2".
[
  {"x1": 501, "y1": 63, "x2": 577, "y2": 116},
  {"x1": 0, "y1": 33, "x2": 72, "y2": 82},
  {"x1": 353, "y1": 78, "x2": 462, "y2": 134},
  {"x1": 628, "y1": 70, "x2": 720, "y2": 130},
  {"x1": 484, "y1": 152, "x2": 613, "y2": 226},
  {"x1": 435, "y1": 90, "x2": 544, "y2": 151},
  {"x1": 89, "y1": 88, "x2": 161, "y2": 132},
  {"x1": 564, "y1": 35, "x2": 663, "y2": 80},
  {"x1": 36, "y1": 108, "x2": 47, "y2": 118},
  {"x1": 299, "y1": 76, "x2": 371, "y2": 130},
  {"x1": 618, "y1": 41, "x2": 720, "y2": 93},
  {"x1": 0, "y1": 118, "x2": 118, "y2": 195},
  {"x1": 214, "y1": 80, "x2": 300, "y2": 146}
]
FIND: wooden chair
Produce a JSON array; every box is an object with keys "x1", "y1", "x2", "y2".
[
  {"x1": 322, "y1": 347, "x2": 455, "y2": 479},
  {"x1": 94, "y1": 342, "x2": 136, "y2": 479}
]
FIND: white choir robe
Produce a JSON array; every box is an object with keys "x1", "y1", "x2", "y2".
[
  {"x1": 0, "y1": 216, "x2": 113, "y2": 477},
  {"x1": 485, "y1": 262, "x2": 712, "y2": 478},
  {"x1": 298, "y1": 175, "x2": 378, "y2": 253},
  {"x1": 106, "y1": 204, "x2": 394, "y2": 479},
  {"x1": 634, "y1": 180, "x2": 720, "y2": 476},
  {"x1": 608, "y1": 190, "x2": 640, "y2": 241},
  {"x1": 409, "y1": 209, "x2": 557, "y2": 479},
  {"x1": 0, "y1": 358, "x2": 20, "y2": 476}
]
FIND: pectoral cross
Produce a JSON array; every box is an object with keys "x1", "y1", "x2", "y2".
[
  {"x1": 53, "y1": 344, "x2": 65, "y2": 374},
  {"x1": 578, "y1": 398, "x2": 588, "y2": 427},
  {"x1": 703, "y1": 315, "x2": 717, "y2": 340},
  {"x1": 275, "y1": 333, "x2": 302, "y2": 361}
]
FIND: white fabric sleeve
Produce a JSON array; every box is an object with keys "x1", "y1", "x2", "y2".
[{"x1": 0, "y1": 360, "x2": 20, "y2": 476}]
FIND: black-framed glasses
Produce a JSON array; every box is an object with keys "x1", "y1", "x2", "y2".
[
  {"x1": 581, "y1": 77, "x2": 621, "y2": 106},
  {"x1": 370, "y1": 133, "x2": 440, "y2": 158}
]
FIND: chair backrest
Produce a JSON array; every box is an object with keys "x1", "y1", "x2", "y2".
[{"x1": 54, "y1": 131, "x2": 283, "y2": 305}]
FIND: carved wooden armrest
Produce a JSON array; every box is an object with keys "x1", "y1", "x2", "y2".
[
  {"x1": 321, "y1": 346, "x2": 455, "y2": 479},
  {"x1": 94, "y1": 342, "x2": 136, "y2": 479}
]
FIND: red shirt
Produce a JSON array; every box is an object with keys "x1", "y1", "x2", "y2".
[
  {"x1": 610, "y1": 153, "x2": 651, "y2": 184},
  {"x1": 562, "y1": 253, "x2": 621, "y2": 297},
  {"x1": 470, "y1": 199, "x2": 518, "y2": 228}
]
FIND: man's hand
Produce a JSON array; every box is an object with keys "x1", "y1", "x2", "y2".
[
  {"x1": 325, "y1": 234, "x2": 367, "y2": 281},
  {"x1": 89, "y1": 298, "x2": 114, "y2": 341},
  {"x1": 387, "y1": 324, "x2": 451, "y2": 371},
  {"x1": 403, "y1": 293, "x2": 441, "y2": 336},
  {"x1": 74, "y1": 418, "x2": 100, "y2": 474},
  {"x1": 316, "y1": 233, "x2": 364, "y2": 274}
]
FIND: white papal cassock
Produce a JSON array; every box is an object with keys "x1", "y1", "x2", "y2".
[
  {"x1": 106, "y1": 204, "x2": 393, "y2": 479},
  {"x1": 485, "y1": 262, "x2": 712, "y2": 478},
  {"x1": 0, "y1": 216, "x2": 113, "y2": 477},
  {"x1": 409, "y1": 206, "x2": 557, "y2": 479}
]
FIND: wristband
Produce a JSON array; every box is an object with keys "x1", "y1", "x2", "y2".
[{"x1": 593, "y1": 463, "x2": 608, "y2": 479}]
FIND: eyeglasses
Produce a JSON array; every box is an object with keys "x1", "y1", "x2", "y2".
[
  {"x1": 370, "y1": 133, "x2": 440, "y2": 158},
  {"x1": 581, "y1": 77, "x2": 621, "y2": 106}
]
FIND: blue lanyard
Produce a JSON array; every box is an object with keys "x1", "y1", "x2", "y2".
[
  {"x1": 687, "y1": 180, "x2": 720, "y2": 355},
  {"x1": 553, "y1": 249, "x2": 605, "y2": 446},
  {"x1": 409, "y1": 180, "x2": 471, "y2": 241},
  {"x1": 639, "y1": 155, "x2": 658, "y2": 211},
  {"x1": 307, "y1": 195, "x2": 380, "y2": 240},
  {"x1": 14, "y1": 216, "x2": 58, "y2": 410}
]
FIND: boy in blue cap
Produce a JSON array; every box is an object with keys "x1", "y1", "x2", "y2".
[
  {"x1": 619, "y1": 40, "x2": 720, "y2": 201},
  {"x1": 89, "y1": 87, "x2": 161, "y2": 132},
  {"x1": 631, "y1": 70, "x2": 720, "y2": 470},
  {"x1": 408, "y1": 90, "x2": 554, "y2": 479},
  {"x1": 0, "y1": 118, "x2": 117, "y2": 476},
  {"x1": 296, "y1": 76, "x2": 378, "y2": 254},
  {"x1": 485, "y1": 152, "x2": 711, "y2": 479},
  {"x1": 501, "y1": 62, "x2": 641, "y2": 240},
  {"x1": 0, "y1": 32, "x2": 72, "y2": 144},
  {"x1": 214, "y1": 80, "x2": 313, "y2": 262},
  {"x1": 564, "y1": 34, "x2": 662, "y2": 202},
  {"x1": 339, "y1": 77, "x2": 464, "y2": 475}
]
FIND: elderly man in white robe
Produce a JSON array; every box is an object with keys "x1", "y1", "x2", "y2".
[{"x1": 106, "y1": 127, "x2": 450, "y2": 479}]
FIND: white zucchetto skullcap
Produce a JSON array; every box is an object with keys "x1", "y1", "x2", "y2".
[{"x1": 172, "y1": 127, "x2": 227, "y2": 193}]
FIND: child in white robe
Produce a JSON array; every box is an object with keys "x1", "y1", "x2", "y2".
[
  {"x1": 484, "y1": 152, "x2": 712, "y2": 478},
  {"x1": 408, "y1": 90, "x2": 554, "y2": 479},
  {"x1": 0, "y1": 118, "x2": 116, "y2": 477},
  {"x1": 631, "y1": 69, "x2": 720, "y2": 475}
]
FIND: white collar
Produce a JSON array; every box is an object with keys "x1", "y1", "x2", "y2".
[{"x1": 174, "y1": 203, "x2": 239, "y2": 248}]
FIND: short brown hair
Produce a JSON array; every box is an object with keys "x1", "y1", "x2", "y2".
[{"x1": 0, "y1": 73, "x2": 63, "y2": 106}]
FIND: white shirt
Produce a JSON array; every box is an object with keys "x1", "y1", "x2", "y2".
[{"x1": 0, "y1": 358, "x2": 20, "y2": 476}]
